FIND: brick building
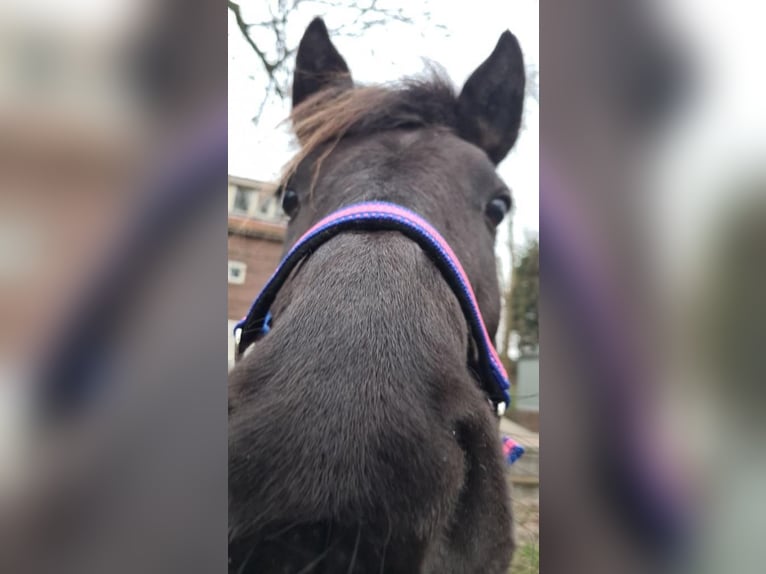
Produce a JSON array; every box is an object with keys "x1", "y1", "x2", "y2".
[{"x1": 228, "y1": 175, "x2": 287, "y2": 364}]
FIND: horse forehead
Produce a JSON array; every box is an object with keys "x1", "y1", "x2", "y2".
[{"x1": 339, "y1": 128, "x2": 491, "y2": 177}]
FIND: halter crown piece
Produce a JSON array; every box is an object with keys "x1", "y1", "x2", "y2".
[{"x1": 233, "y1": 201, "x2": 523, "y2": 463}]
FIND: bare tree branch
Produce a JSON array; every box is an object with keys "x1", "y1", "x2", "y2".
[
  {"x1": 229, "y1": 0, "x2": 442, "y2": 123},
  {"x1": 228, "y1": 0, "x2": 285, "y2": 98}
]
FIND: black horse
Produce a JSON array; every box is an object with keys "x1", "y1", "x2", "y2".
[{"x1": 229, "y1": 18, "x2": 526, "y2": 573}]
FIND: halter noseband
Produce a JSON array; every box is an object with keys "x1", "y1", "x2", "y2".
[{"x1": 233, "y1": 201, "x2": 511, "y2": 417}]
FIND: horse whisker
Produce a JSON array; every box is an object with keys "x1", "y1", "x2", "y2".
[
  {"x1": 295, "y1": 535, "x2": 340, "y2": 574},
  {"x1": 347, "y1": 523, "x2": 362, "y2": 574},
  {"x1": 379, "y1": 511, "x2": 392, "y2": 574},
  {"x1": 235, "y1": 546, "x2": 255, "y2": 574}
]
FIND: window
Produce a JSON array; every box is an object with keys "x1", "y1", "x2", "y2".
[
  {"x1": 232, "y1": 187, "x2": 253, "y2": 215},
  {"x1": 258, "y1": 195, "x2": 273, "y2": 215},
  {"x1": 228, "y1": 261, "x2": 247, "y2": 284}
]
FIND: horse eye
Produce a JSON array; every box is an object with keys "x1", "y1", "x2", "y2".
[
  {"x1": 485, "y1": 196, "x2": 510, "y2": 227},
  {"x1": 281, "y1": 188, "x2": 299, "y2": 218}
]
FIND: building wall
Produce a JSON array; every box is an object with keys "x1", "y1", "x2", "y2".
[
  {"x1": 228, "y1": 233, "x2": 284, "y2": 321},
  {"x1": 227, "y1": 175, "x2": 286, "y2": 365}
]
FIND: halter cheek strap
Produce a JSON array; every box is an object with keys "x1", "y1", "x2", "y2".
[{"x1": 233, "y1": 201, "x2": 512, "y2": 416}]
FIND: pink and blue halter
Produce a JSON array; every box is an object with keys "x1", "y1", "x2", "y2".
[{"x1": 233, "y1": 201, "x2": 523, "y2": 464}]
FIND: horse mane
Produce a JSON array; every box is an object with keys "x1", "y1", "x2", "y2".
[{"x1": 282, "y1": 69, "x2": 460, "y2": 188}]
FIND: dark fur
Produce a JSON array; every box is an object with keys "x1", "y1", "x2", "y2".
[{"x1": 229, "y1": 18, "x2": 525, "y2": 573}]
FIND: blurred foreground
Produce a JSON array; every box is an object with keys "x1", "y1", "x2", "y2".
[
  {"x1": 0, "y1": 1, "x2": 226, "y2": 573},
  {"x1": 541, "y1": 0, "x2": 766, "y2": 573}
]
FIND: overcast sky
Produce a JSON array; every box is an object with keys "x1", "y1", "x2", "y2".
[{"x1": 228, "y1": 0, "x2": 539, "y2": 255}]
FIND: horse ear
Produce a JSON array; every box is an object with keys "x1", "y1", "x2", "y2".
[
  {"x1": 292, "y1": 17, "x2": 353, "y2": 108},
  {"x1": 456, "y1": 31, "x2": 525, "y2": 164}
]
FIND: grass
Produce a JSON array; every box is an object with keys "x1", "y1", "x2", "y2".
[{"x1": 510, "y1": 541, "x2": 539, "y2": 574}]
